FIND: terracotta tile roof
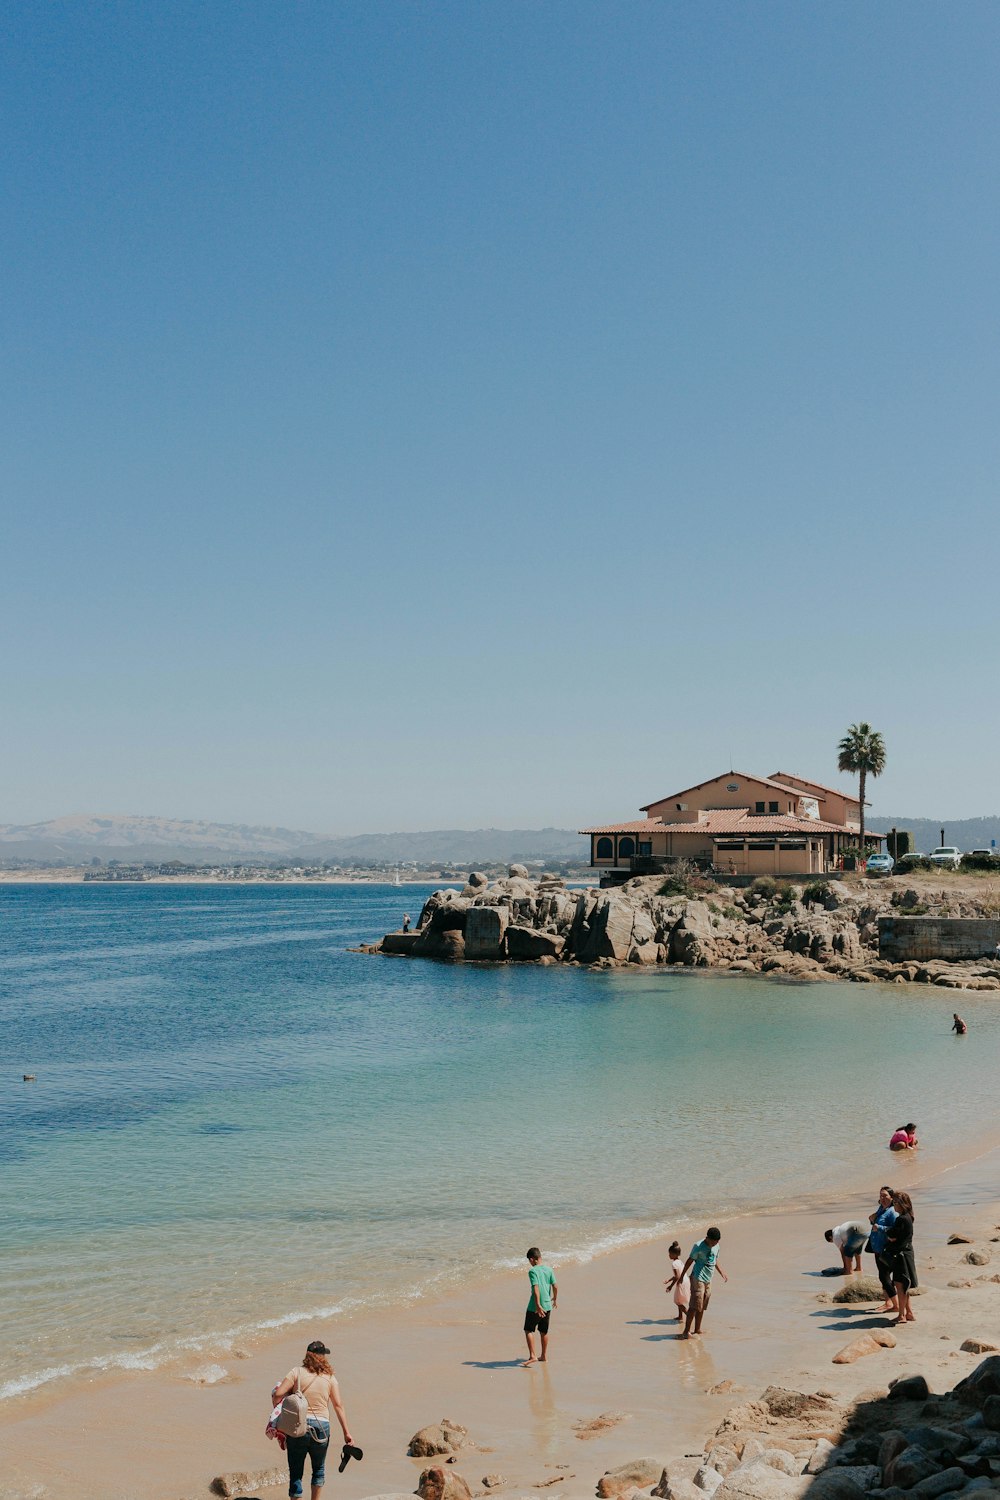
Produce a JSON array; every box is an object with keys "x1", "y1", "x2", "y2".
[
  {"x1": 580, "y1": 811, "x2": 883, "y2": 839},
  {"x1": 640, "y1": 770, "x2": 801, "y2": 811},
  {"x1": 768, "y1": 772, "x2": 866, "y2": 806}
]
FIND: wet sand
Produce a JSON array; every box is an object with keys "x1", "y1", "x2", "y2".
[{"x1": 2, "y1": 1142, "x2": 1000, "y2": 1500}]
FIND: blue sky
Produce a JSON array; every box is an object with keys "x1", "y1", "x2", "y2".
[{"x1": 3, "y1": 1, "x2": 999, "y2": 832}]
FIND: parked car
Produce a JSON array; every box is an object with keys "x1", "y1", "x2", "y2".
[
  {"x1": 929, "y1": 846, "x2": 962, "y2": 869},
  {"x1": 866, "y1": 852, "x2": 895, "y2": 876},
  {"x1": 969, "y1": 849, "x2": 998, "y2": 860}
]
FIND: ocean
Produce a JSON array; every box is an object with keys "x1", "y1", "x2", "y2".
[{"x1": 2, "y1": 881, "x2": 997, "y2": 1403}]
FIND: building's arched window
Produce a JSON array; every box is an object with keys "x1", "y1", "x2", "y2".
[
  {"x1": 618, "y1": 837, "x2": 636, "y2": 857},
  {"x1": 596, "y1": 837, "x2": 614, "y2": 859}
]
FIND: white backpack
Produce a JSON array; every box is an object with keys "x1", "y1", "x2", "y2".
[{"x1": 276, "y1": 1370, "x2": 314, "y2": 1438}]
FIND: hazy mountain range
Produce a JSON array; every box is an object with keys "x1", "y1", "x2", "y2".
[
  {"x1": 2, "y1": 812, "x2": 999, "y2": 867},
  {"x1": 0, "y1": 814, "x2": 590, "y2": 865}
]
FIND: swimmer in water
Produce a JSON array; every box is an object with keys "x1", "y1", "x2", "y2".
[{"x1": 952, "y1": 1013, "x2": 967, "y2": 1035}]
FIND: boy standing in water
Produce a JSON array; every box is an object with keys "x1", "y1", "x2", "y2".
[
  {"x1": 679, "y1": 1227, "x2": 727, "y2": 1339},
  {"x1": 522, "y1": 1247, "x2": 557, "y2": 1366}
]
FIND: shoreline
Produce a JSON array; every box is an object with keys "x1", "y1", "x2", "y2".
[{"x1": 3, "y1": 1135, "x2": 1000, "y2": 1499}]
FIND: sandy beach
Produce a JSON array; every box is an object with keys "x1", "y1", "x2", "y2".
[{"x1": 2, "y1": 1136, "x2": 1000, "y2": 1500}]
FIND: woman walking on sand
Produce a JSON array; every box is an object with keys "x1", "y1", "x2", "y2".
[
  {"x1": 271, "y1": 1340, "x2": 355, "y2": 1500},
  {"x1": 665, "y1": 1240, "x2": 690, "y2": 1322},
  {"x1": 887, "y1": 1192, "x2": 917, "y2": 1326}
]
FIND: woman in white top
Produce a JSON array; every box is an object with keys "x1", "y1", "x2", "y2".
[{"x1": 272, "y1": 1339, "x2": 354, "y2": 1500}]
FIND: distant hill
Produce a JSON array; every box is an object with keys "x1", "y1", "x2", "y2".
[
  {"x1": 0, "y1": 814, "x2": 590, "y2": 866},
  {"x1": 868, "y1": 815, "x2": 1000, "y2": 853}
]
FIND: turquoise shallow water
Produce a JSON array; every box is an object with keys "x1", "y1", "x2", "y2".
[{"x1": 2, "y1": 881, "x2": 998, "y2": 1401}]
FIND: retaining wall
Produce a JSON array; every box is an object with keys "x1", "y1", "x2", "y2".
[{"x1": 878, "y1": 915, "x2": 1000, "y2": 961}]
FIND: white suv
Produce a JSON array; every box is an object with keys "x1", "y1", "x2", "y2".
[{"x1": 929, "y1": 846, "x2": 962, "y2": 869}]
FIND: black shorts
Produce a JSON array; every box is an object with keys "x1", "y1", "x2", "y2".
[{"x1": 524, "y1": 1309, "x2": 551, "y2": 1335}]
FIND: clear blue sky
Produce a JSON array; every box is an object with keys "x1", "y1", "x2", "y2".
[{"x1": 3, "y1": 1, "x2": 999, "y2": 832}]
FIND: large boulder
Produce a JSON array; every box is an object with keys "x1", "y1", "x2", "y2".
[
  {"x1": 670, "y1": 903, "x2": 716, "y2": 966},
  {"x1": 598, "y1": 1458, "x2": 670, "y2": 1496},
  {"x1": 954, "y1": 1356, "x2": 1000, "y2": 1405},
  {"x1": 508, "y1": 864, "x2": 530, "y2": 879},
  {"x1": 417, "y1": 1469, "x2": 472, "y2": 1500},
  {"x1": 465, "y1": 906, "x2": 509, "y2": 960},
  {"x1": 408, "y1": 1420, "x2": 473, "y2": 1458},
  {"x1": 382, "y1": 932, "x2": 421, "y2": 955},
  {"x1": 713, "y1": 1465, "x2": 807, "y2": 1500},
  {"x1": 882, "y1": 1447, "x2": 938, "y2": 1489},
  {"x1": 506, "y1": 926, "x2": 565, "y2": 961}
]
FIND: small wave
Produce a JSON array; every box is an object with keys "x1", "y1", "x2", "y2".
[{"x1": 184, "y1": 1363, "x2": 229, "y2": 1385}]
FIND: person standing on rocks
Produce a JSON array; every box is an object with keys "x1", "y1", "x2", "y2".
[
  {"x1": 887, "y1": 1191, "x2": 917, "y2": 1324},
  {"x1": 678, "y1": 1228, "x2": 727, "y2": 1339},
  {"x1": 402, "y1": 914, "x2": 411, "y2": 933},
  {"x1": 522, "y1": 1247, "x2": 557, "y2": 1366}
]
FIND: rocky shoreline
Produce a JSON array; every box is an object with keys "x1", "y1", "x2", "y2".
[{"x1": 370, "y1": 869, "x2": 1000, "y2": 990}]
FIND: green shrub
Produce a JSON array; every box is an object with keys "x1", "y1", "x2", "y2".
[
  {"x1": 722, "y1": 903, "x2": 743, "y2": 920},
  {"x1": 749, "y1": 876, "x2": 778, "y2": 901},
  {"x1": 961, "y1": 853, "x2": 997, "y2": 872},
  {"x1": 802, "y1": 880, "x2": 833, "y2": 907},
  {"x1": 774, "y1": 882, "x2": 797, "y2": 913}
]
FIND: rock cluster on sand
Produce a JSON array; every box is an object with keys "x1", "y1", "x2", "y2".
[
  {"x1": 373, "y1": 872, "x2": 1000, "y2": 988},
  {"x1": 630, "y1": 1358, "x2": 1000, "y2": 1500}
]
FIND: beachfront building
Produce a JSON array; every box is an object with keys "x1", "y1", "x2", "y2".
[{"x1": 581, "y1": 769, "x2": 883, "y2": 877}]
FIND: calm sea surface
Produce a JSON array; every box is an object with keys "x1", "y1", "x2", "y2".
[{"x1": 2, "y1": 881, "x2": 998, "y2": 1401}]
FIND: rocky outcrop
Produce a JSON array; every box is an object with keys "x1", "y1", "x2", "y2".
[
  {"x1": 417, "y1": 1468, "x2": 473, "y2": 1500},
  {"x1": 375, "y1": 870, "x2": 1000, "y2": 986}
]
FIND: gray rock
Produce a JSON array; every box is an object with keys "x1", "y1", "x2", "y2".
[
  {"x1": 903, "y1": 1429, "x2": 971, "y2": 1458},
  {"x1": 714, "y1": 1467, "x2": 807, "y2": 1500},
  {"x1": 505, "y1": 926, "x2": 565, "y2": 961},
  {"x1": 908, "y1": 1470, "x2": 969, "y2": 1499},
  {"x1": 981, "y1": 1396, "x2": 1000, "y2": 1431},
  {"x1": 740, "y1": 1441, "x2": 767, "y2": 1464},
  {"x1": 955, "y1": 1357, "x2": 1000, "y2": 1405},
  {"x1": 508, "y1": 864, "x2": 530, "y2": 879},
  {"x1": 466, "y1": 872, "x2": 490, "y2": 890},
  {"x1": 707, "y1": 1448, "x2": 742, "y2": 1479},
  {"x1": 878, "y1": 1436, "x2": 909, "y2": 1473},
  {"x1": 883, "y1": 1447, "x2": 937, "y2": 1489},
  {"x1": 965, "y1": 1252, "x2": 992, "y2": 1266},
  {"x1": 464, "y1": 906, "x2": 509, "y2": 960},
  {"x1": 888, "y1": 1376, "x2": 932, "y2": 1403},
  {"x1": 809, "y1": 1476, "x2": 870, "y2": 1500},
  {"x1": 758, "y1": 1453, "x2": 803, "y2": 1478},
  {"x1": 806, "y1": 1441, "x2": 837, "y2": 1475},
  {"x1": 695, "y1": 1469, "x2": 725, "y2": 1495},
  {"x1": 961, "y1": 1341, "x2": 999, "y2": 1355}
]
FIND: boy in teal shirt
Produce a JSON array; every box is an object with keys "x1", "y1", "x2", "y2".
[{"x1": 522, "y1": 1247, "x2": 558, "y2": 1365}]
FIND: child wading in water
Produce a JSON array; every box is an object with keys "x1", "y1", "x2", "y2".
[{"x1": 665, "y1": 1241, "x2": 690, "y2": 1322}]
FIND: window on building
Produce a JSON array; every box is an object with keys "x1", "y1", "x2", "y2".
[
  {"x1": 749, "y1": 842, "x2": 775, "y2": 851},
  {"x1": 618, "y1": 837, "x2": 636, "y2": 857},
  {"x1": 638, "y1": 841, "x2": 652, "y2": 856},
  {"x1": 769, "y1": 801, "x2": 779, "y2": 813},
  {"x1": 596, "y1": 837, "x2": 613, "y2": 860},
  {"x1": 755, "y1": 801, "x2": 765, "y2": 813},
  {"x1": 781, "y1": 841, "x2": 807, "y2": 850},
  {"x1": 715, "y1": 841, "x2": 744, "y2": 850}
]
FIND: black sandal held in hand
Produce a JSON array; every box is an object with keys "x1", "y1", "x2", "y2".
[{"x1": 339, "y1": 1444, "x2": 364, "y2": 1472}]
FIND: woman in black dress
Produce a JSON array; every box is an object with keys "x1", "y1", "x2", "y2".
[{"x1": 887, "y1": 1190, "x2": 917, "y2": 1324}]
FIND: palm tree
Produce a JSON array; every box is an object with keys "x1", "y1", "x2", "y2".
[{"x1": 837, "y1": 722, "x2": 887, "y2": 857}]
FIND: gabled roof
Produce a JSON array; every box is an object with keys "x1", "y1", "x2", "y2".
[
  {"x1": 768, "y1": 772, "x2": 867, "y2": 807},
  {"x1": 581, "y1": 812, "x2": 882, "y2": 840},
  {"x1": 641, "y1": 770, "x2": 800, "y2": 812}
]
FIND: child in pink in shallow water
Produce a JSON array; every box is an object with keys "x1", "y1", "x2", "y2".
[
  {"x1": 889, "y1": 1124, "x2": 918, "y2": 1151},
  {"x1": 664, "y1": 1241, "x2": 690, "y2": 1321}
]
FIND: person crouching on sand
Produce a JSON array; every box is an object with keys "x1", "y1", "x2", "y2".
[
  {"x1": 679, "y1": 1228, "x2": 727, "y2": 1339},
  {"x1": 665, "y1": 1240, "x2": 690, "y2": 1323},
  {"x1": 271, "y1": 1340, "x2": 354, "y2": 1500},
  {"x1": 825, "y1": 1220, "x2": 868, "y2": 1275},
  {"x1": 522, "y1": 1247, "x2": 557, "y2": 1366},
  {"x1": 889, "y1": 1123, "x2": 918, "y2": 1151}
]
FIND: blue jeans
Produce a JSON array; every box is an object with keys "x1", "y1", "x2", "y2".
[{"x1": 287, "y1": 1419, "x2": 331, "y2": 1497}]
